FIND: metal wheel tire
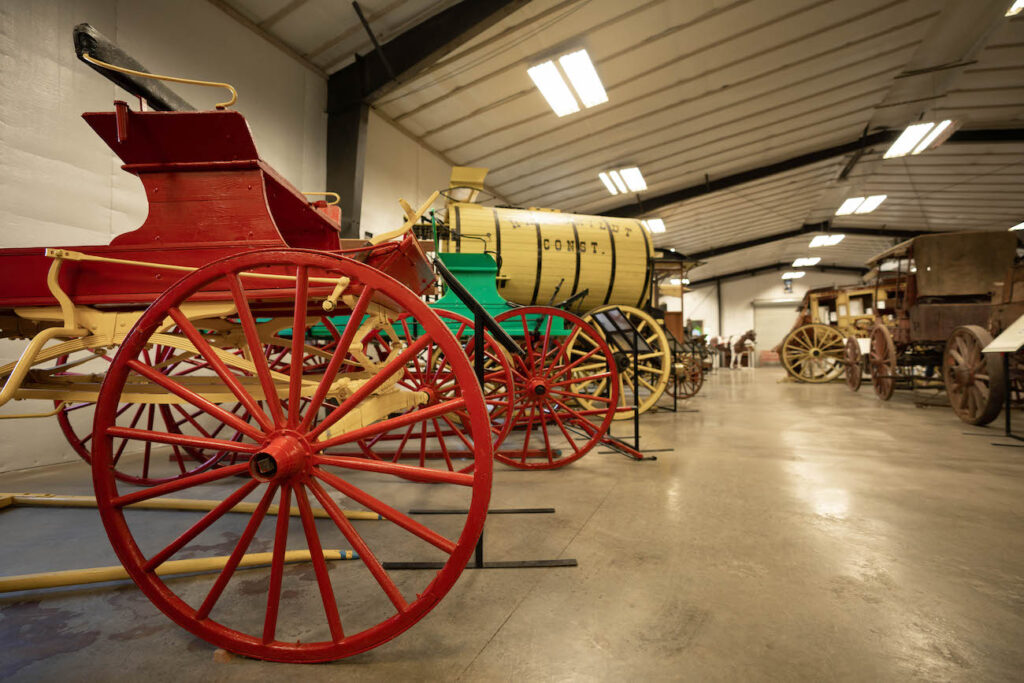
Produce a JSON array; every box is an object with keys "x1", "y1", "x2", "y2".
[
  {"x1": 845, "y1": 338, "x2": 863, "y2": 392},
  {"x1": 780, "y1": 323, "x2": 846, "y2": 383},
  {"x1": 869, "y1": 324, "x2": 897, "y2": 401},
  {"x1": 492, "y1": 306, "x2": 619, "y2": 469},
  {"x1": 579, "y1": 305, "x2": 671, "y2": 419},
  {"x1": 92, "y1": 249, "x2": 493, "y2": 662},
  {"x1": 943, "y1": 325, "x2": 1005, "y2": 426}
]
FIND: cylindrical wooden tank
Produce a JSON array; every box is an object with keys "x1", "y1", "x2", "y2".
[{"x1": 445, "y1": 203, "x2": 654, "y2": 310}]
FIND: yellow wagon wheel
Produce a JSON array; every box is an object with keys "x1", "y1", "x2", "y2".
[
  {"x1": 576, "y1": 305, "x2": 671, "y2": 420},
  {"x1": 780, "y1": 323, "x2": 846, "y2": 383}
]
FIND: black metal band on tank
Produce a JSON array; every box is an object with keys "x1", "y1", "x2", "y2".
[
  {"x1": 638, "y1": 220, "x2": 652, "y2": 307},
  {"x1": 530, "y1": 220, "x2": 543, "y2": 304},
  {"x1": 454, "y1": 205, "x2": 462, "y2": 252},
  {"x1": 570, "y1": 221, "x2": 582, "y2": 300},
  {"x1": 603, "y1": 220, "x2": 617, "y2": 305},
  {"x1": 491, "y1": 208, "x2": 504, "y2": 288}
]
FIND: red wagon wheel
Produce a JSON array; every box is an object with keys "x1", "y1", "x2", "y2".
[
  {"x1": 54, "y1": 346, "x2": 250, "y2": 485},
  {"x1": 845, "y1": 338, "x2": 863, "y2": 392},
  {"x1": 92, "y1": 250, "x2": 492, "y2": 662},
  {"x1": 943, "y1": 325, "x2": 1005, "y2": 425},
  {"x1": 869, "y1": 324, "x2": 897, "y2": 401},
  {"x1": 351, "y1": 310, "x2": 515, "y2": 472},
  {"x1": 492, "y1": 307, "x2": 618, "y2": 469}
]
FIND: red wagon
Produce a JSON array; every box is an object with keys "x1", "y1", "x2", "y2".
[{"x1": 0, "y1": 33, "x2": 497, "y2": 661}]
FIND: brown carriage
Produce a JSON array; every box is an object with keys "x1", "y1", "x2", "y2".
[{"x1": 859, "y1": 231, "x2": 1022, "y2": 425}]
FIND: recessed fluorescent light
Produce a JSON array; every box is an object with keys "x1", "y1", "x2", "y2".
[
  {"x1": 884, "y1": 120, "x2": 956, "y2": 159},
  {"x1": 885, "y1": 122, "x2": 934, "y2": 158},
  {"x1": 912, "y1": 120, "x2": 953, "y2": 154},
  {"x1": 836, "y1": 197, "x2": 865, "y2": 215},
  {"x1": 1009, "y1": 221, "x2": 1024, "y2": 231},
  {"x1": 557, "y1": 49, "x2": 607, "y2": 108},
  {"x1": 527, "y1": 60, "x2": 579, "y2": 117},
  {"x1": 619, "y1": 167, "x2": 647, "y2": 192},
  {"x1": 809, "y1": 234, "x2": 845, "y2": 248},
  {"x1": 1007, "y1": 0, "x2": 1023, "y2": 16},
  {"x1": 608, "y1": 170, "x2": 628, "y2": 194},
  {"x1": 792, "y1": 257, "x2": 821, "y2": 267},
  {"x1": 854, "y1": 194, "x2": 887, "y2": 214},
  {"x1": 598, "y1": 172, "x2": 618, "y2": 195},
  {"x1": 644, "y1": 218, "x2": 665, "y2": 233},
  {"x1": 782, "y1": 271, "x2": 806, "y2": 279}
]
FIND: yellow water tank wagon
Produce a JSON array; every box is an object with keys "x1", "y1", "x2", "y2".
[{"x1": 444, "y1": 202, "x2": 654, "y2": 311}]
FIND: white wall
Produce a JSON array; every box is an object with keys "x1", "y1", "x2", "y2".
[
  {"x1": 360, "y1": 109, "x2": 451, "y2": 238},
  {"x1": 683, "y1": 270, "x2": 864, "y2": 342},
  {"x1": 0, "y1": 0, "x2": 327, "y2": 473}
]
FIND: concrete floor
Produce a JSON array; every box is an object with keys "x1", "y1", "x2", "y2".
[{"x1": 1, "y1": 368, "x2": 1023, "y2": 681}]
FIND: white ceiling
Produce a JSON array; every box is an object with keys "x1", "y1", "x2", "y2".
[{"x1": 219, "y1": 0, "x2": 1024, "y2": 279}]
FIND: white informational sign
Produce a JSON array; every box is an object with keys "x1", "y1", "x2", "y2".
[{"x1": 984, "y1": 313, "x2": 1024, "y2": 353}]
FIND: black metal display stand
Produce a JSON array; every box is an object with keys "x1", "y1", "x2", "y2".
[{"x1": 384, "y1": 261, "x2": 577, "y2": 571}]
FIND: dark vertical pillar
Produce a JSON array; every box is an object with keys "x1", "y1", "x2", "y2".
[
  {"x1": 326, "y1": 101, "x2": 369, "y2": 239},
  {"x1": 327, "y1": 66, "x2": 369, "y2": 239}
]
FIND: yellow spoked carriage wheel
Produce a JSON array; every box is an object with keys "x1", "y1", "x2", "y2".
[
  {"x1": 780, "y1": 323, "x2": 847, "y2": 383},
  {"x1": 576, "y1": 305, "x2": 671, "y2": 419}
]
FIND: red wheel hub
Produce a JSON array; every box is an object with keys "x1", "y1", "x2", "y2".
[
  {"x1": 249, "y1": 431, "x2": 308, "y2": 481},
  {"x1": 525, "y1": 377, "x2": 550, "y2": 400}
]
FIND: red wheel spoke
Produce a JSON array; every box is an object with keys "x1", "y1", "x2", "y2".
[
  {"x1": 300, "y1": 287, "x2": 374, "y2": 432},
  {"x1": 519, "y1": 405, "x2": 538, "y2": 463},
  {"x1": 432, "y1": 418, "x2": 455, "y2": 470},
  {"x1": 550, "y1": 371, "x2": 611, "y2": 388},
  {"x1": 313, "y1": 469, "x2": 457, "y2": 554},
  {"x1": 314, "y1": 454, "x2": 474, "y2": 486},
  {"x1": 106, "y1": 426, "x2": 259, "y2": 455},
  {"x1": 143, "y1": 480, "x2": 260, "y2": 571},
  {"x1": 112, "y1": 462, "x2": 250, "y2": 507},
  {"x1": 288, "y1": 266, "x2": 309, "y2": 427},
  {"x1": 126, "y1": 360, "x2": 264, "y2": 442},
  {"x1": 168, "y1": 308, "x2": 274, "y2": 433},
  {"x1": 551, "y1": 388, "x2": 613, "y2": 403},
  {"x1": 309, "y1": 334, "x2": 433, "y2": 441},
  {"x1": 546, "y1": 403, "x2": 583, "y2": 455},
  {"x1": 263, "y1": 485, "x2": 292, "y2": 643},
  {"x1": 308, "y1": 480, "x2": 409, "y2": 613},
  {"x1": 170, "y1": 403, "x2": 214, "y2": 439},
  {"x1": 112, "y1": 404, "x2": 147, "y2": 465},
  {"x1": 314, "y1": 397, "x2": 466, "y2": 451},
  {"x1": 549, "y1": 344, "x2": 601, "y2": 382},
  {"x1": 228, "y1": 275, "x2": 285, "y2": 427},
  {"x1": 196, "y1": 482, "x2": 278, "y2": 620},
  {"x1": 441, "y1": 414, "x2": 475, "y2": 451},
  {"x1": 293, "y1": 482, "x2": 344, "y2": 642}
]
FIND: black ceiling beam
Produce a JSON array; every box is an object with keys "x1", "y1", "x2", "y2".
[
  {"x1": 327, "y1": 0, "x2": 530, "y2": 237},
  {"x1": 601, "y1": 131, "x2": 898, "y2": 219},
  {"x1": 948, "y1": 128, "x2": 1024, "y2": 143},
  {"x1": 329, "y1": 0, "x2": 531, "y2": 107},
  {"x1": 685, "y1": 223, "x2": 935, "y2": 261},
  {"x1": 601, "y1": 127, "x2": 1024, "y2": 220},
  {"x1": 687, "y1": 262, "x2": 868, "y2": 289}
]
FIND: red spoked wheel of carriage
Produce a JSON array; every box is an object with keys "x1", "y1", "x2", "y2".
[
  {"x1": 54, "y1": 345, "x2": 260, "y2": 486},
  {"x1": 492, "y1": 306, "x2": 619, "y2": 469},
  {"x1": 352, "y1": 310, "x2": 515, "y2": 473},
  {"x1": 91, "y1": 249, "x2": 493, "y2": 662}
]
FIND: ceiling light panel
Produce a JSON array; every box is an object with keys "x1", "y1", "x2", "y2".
[
  {"x1": 884, "y1": 122, "x2": 935, "y2": 159},
  {"x1": 782, "y1": 271, "x2": 806, "y2": 279},
  {"x1": 835, "y1": 197, "x2": 865, "y2": 215},
  {"x1": 792, "y1": 257, "x2": 821, "y2": 267},
  {"x1": 557, "y1": 49, "x2": 608, "y2": 108},
  {"x1": 598, "y1": 172, "x2": 618, "y2": 195},
  {"x1": 1007, "y1": 0, "x2": 1023, "y2": 16},
  {"x1": 619, "y1": 167, "x2": 647, "y2": 192},
  {"x1": 527, "y1": 61, "x2": 579, "y2": 117},
  {"x1": 912, "y1": 120, "x2": 952, "y2": 154},
  {"x1": 1009, "y1": 221, "x2": 1024, "y2": 231},
  {"x1": 854, "y1": 195, "x2": 887, "y2": 214},
  {"x1": 809, "y1": 234, "x2": 845, "y2": 248},
  {"x1": 644, "y1": 218, "x2": 665, "y2": 233},
  {"x1": 608, "y1": 170, "x2": 628, "y2": 194}
]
